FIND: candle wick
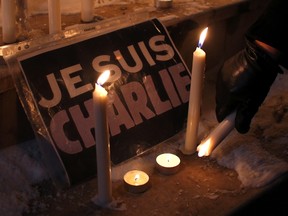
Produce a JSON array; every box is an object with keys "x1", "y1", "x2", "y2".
[{"x1": 134, "y1": 175, "x2": 139, "y2": 182}]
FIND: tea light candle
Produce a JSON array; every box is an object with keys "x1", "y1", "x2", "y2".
[
  {"x1": 156, "y1": 153, "x2": 180, "y2": 175},
  {"x1": 155, "y1": 0, "x2": 173, "y2": 9},
  {"x1": 123, "y1": 170, "x2": 150, "y2": 193}
]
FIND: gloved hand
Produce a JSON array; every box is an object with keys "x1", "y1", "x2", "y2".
[{"x1": 216, "y1": 39, "x2": 283, "y2": 133}]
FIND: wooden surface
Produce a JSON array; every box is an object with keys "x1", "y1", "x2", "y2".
[{"x1": 23, "y1": 132, "x2": 288, "y2": 216}]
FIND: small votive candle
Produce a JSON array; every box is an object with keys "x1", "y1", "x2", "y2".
[
  {"x1": 156, "y1": 153, "x2": 181, "y2": 175},
  {"x1": 155, "y1": 0, "x2": 173, "y2": 9},
  {"x1": 123, "y1": 170, "x2": 150, "y2": 193}
]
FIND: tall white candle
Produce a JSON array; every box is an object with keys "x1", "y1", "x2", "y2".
[
  {"x1": 48, "y1": 0, "x2": 61, "y2": 34},
  {"x1": 81, "y1": 0, "x2": 94, "y2": 22},
  {"x1": 1, "y1": 0, "x2": 16, "y2": 43},
  {"x1": 197, "y1": 111, "x2": 236, "y2": 157},
  {"x1": 93, "y1": 70, "x2": 113, "y2": 206},
  {"x1": 181, "y1": 27, "x2": 208, "y2": 155}
]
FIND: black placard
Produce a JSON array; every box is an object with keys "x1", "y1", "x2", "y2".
[{"x1": 17, "y1": 19, "x2": 191, "y2": 185}]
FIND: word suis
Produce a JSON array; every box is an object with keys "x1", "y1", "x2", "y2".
[{"x1": 38, "y1": 35, "x2": 191, "y2": 154}]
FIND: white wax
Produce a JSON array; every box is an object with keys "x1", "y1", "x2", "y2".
[
  {"x1": 93, "y1": 83, "x2": 113, "y2": 205},
  {"x1": 81, "y1": 0, "x2": 94, "y2": 22},
  {"x1": 123, "y1": 170, "x2": 150, "y2": 193},
  {"x1": 48, "y1": 0, "x2": 61, "y2": 34},
  {"x1": 156, "y1": 153, "x2": 180, "y2": 175},
  {"x1": 197, "y1": 111, "x2": 236, "y2": 157},
  {"x1": 181, "y1": 47, "x2": 206, "y2": 155},
  {"x1": 1, "y1": 0, "x2": 16, "y2": 43}
]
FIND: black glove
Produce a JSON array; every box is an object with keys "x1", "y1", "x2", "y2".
[{"x1": 216, "y1": 39, "x2": 283, "y2": 133}]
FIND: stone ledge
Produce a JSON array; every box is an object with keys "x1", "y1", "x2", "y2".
[{"x1": 0, "y1": 0, "x2": 270, "y2": 93}]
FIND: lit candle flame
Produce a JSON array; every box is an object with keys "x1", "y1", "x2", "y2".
[
  {"x1": 134, "y1": 174, "x2": 140, "y2": 182},
  {"x1": 197, "y1": 27, "x2": 208, "y2": 49},
  {"x1": 97, "y1": 70, "x2": 110, "y2": 85},
  {"x1": 197, "y1": 138, "x2": 212, "y2": 157}
]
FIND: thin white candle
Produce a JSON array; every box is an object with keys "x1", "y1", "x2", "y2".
[
  {"x1": 48, "y1": 0, "x2": 61, "y2": 34},
  {"x1": 81, "y1": 0, "x2": 94, "y2": 22},
  {"x1": 197, "y1": 111, "x2": 236, "y2": 157},
  {"x1": 181, "y1": 27, "x2": 208, "y2": 155},
  {"x1": 93, "y1": 70, "x2": 113, "y2": 206},
  {"x1": 1, "y1": 0, "x2": 16, "y2": 43}
]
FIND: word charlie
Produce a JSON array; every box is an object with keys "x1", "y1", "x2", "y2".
[{"x1": 38, "y1": 35, "x2": 190, "y2": 154}]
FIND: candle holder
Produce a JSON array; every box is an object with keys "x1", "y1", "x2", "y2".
[
  {"x1": 155, "y1": 0, "x2": 173, "y2": 9},
  {"x1": 123, "y1": 170, "x2": 150, "y2": 193},
  {"x1": 156, "y1": 153, "x2": 181, "y2": 175}
]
